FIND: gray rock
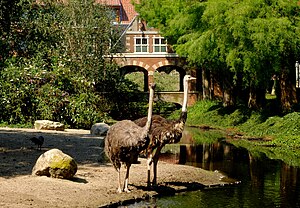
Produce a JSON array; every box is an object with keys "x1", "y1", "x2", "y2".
[
  {"x1": 90, "y1": 122, "x2": 110, "y2": 136},
  {"x1": 34, "y1": 120, "x2": 65, "y2": 131},
  {"x1": 32, "y1": 149, "x2": 77, "y2": 179}
]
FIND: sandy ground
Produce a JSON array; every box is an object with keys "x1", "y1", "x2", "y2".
[{"x1": 0, "y1": 127, "x2": 233, "y2": 208}]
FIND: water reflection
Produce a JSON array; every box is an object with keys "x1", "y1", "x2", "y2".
[{"x1": 125, "y1": 127, "x2": 300, "y2": 208}]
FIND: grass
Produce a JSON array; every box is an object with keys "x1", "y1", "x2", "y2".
[
  {"x1": 0, "y1": 122, "x2": 33, "y2": 129},
  {"x1": 169, "y1": 97, "x2": 300, "y2": 149},
  {"x1": 167, "y1": 97, "x2": 300, "y2": 167}
]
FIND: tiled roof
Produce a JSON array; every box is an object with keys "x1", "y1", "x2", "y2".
[
  {"x1": 119, "y1": 0, "x2": 138, "y2": 24},
  {"x1": 95, "y1": 0, "x2": 139, "y2": 24},
  {"x1": 95, "y1": 0, "x2": 121, "y2": 6}
]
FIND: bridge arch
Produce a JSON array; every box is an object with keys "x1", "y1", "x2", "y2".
[
  {"x1": 119, "y1": 65, "x2": 152, "y2": 92},
  {"x1": 113, "y1": 56, "x2": 199, "y2": 105},
  {"x1": 151, "y1": 58, "x2": 187, "y2": 71},
  {"x1": 155, "y1": 65, "x2": 186, "y2": 91},
  {"x1": 119, "y1": 60, "x2": 151, "y2": 71}
]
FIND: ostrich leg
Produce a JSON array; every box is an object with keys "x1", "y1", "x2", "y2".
[
  {"x1": 123, "y1": 165, "x2": 131, "y2": 193},
  {"x1": 152, "y1": 146, "x2": 163, "y2": 186},
  {"x1": 147, "y1": 152, "x2": 153, "y2": 188},
  {"x1": 117, "y1": 169, "x2": 122, "y2": 193}
]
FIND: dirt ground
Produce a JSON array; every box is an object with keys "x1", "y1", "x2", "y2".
[{"x1": 0, "y1": 127, "x2": 233, "y2": 208}]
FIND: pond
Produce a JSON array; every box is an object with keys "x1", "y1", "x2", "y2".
[{"x1": 122, "y1": 127, "x2": 300, "y2": 208}]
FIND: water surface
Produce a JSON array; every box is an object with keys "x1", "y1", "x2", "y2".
[{"x1": 123, "y1": 127, "x2": 300, "y2": 208}]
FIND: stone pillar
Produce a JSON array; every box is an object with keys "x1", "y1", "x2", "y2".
[
  {"x1": 143, "y1": 71, "x2": 149, "y2": 92},
  {"x1": 189, "y1": 67, "x2": 198, "y2": 92},
  {"x1": 179, "y1": 71, "x2": 185, "y2": 91}
]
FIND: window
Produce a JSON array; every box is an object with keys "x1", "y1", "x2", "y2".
[
  {"x1": 135, "y1": 37, "x2": 149, "y2": 53},
  {"x1": 153, "y1": 37, "x2": 167, "y2": 53},
  {"x1": 109, "y1": 7, "x2": 120, "y2": 23},
  {"x1": 113, "y1": 8, "x2": 120, "y2": 23}
]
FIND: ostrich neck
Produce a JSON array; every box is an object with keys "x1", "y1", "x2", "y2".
[
  {"x1": 145, "y1": 86, "x2": 154, "y2": 132},
  {"x1": 182, "y1": 81, "x2": 189, "y2": 112}
]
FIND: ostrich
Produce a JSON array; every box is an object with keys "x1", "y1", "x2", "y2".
[
  {"x1": 105, "y1": 83, "x2": 155, "y2": 193},
  {"x1": 134, "y1": 74, "x2": 196, "y2": 187}
]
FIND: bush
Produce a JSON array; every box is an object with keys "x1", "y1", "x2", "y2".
[{"x1": 0, "y1": 57, "x2": 110, "y2": 129}]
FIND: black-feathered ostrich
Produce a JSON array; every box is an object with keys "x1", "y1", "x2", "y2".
[
  {"x1": 134, "y1": 74, "x2": 196, "y2": 187},
  {"x1": 105, "y1": 83, "x2": 155, "y2": 193}
]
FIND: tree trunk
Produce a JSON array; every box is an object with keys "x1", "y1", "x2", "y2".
[
  {"x1": 202, "y1": 67, "x2": 211, "y2": 99},
  {"x1": 248, "y1": 85, "x2": 266, "y2": 109},
  {"x1": 278, "y1": 66, "x2": 297, "y2": 112},
  {"x1": 222, "y1": 70, "x2": 235, "y2": 107}
]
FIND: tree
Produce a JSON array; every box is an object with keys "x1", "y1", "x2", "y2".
[
  {"x1": 0, "y1": 0, "x2": 131, "y2": 127},
  {"x1": 135, "y1": 0, "x2": 300, "y2": 111},
  {"x1": 0, "y1": 0, "x2": 23, "y2": 65}
]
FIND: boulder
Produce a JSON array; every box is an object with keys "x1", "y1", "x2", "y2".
[
  {"x1": 34, "y1": 120, "x2": 65, "y2": 131},
  {"x1": 32, "y1": 149, "x2": 77, "y2": 179},
  {"x1": 90, "y1": 122, "x2": 110, "y2": 136}
]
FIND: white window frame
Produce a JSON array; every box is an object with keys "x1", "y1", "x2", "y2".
[
  {"x1": 134, "y1": 36, "x2": 149, "y2": 53},
  {"x1": 153, "y1": 37, "x2": 167, "y2": 53}
]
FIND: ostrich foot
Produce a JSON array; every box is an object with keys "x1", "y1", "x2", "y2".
[
  {"x1": 117, "y1": 187, "x2": 122, "y2": 193},
  {"x1": 124, "y1": 188, "x2": 131, "y2": 193}
]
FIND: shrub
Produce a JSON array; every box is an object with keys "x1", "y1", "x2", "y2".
[{"x1": 0, "y1": 57, "x2": 110, "y2": 129}]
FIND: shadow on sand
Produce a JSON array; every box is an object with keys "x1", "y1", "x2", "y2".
[{"x1": 0, "y1": 128, "x2": 106, "y2": 178}]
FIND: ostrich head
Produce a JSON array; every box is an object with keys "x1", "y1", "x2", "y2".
[{"x1": 184, "y1": 74, "x2": 197, "y2": 84}]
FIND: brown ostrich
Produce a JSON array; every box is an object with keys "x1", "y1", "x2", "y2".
[
  {"x1": 104, "y1": 83, "x2": 155, "y2": 193},
  {"x1": 134, "y1": 74, "x2": 196, "y2": 187}
]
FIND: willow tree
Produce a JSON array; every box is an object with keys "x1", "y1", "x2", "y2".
[
  {"x1": 135, "y1": 0, "x2": 300, "y2": 111},
  {"x1": 221, "y1": 0, "x2": 300, "y2": 111}
]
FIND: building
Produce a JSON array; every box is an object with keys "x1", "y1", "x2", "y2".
[{"x1": 99, "y1": 0, "x2": 196, "y2": 93}]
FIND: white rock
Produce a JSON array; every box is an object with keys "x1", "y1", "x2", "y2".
[
  {"x1": 34, "y1": 120, "x2": 65, "y2": 131},
  {"x1": 32, "y1": 149, "x2": 77, "y2": 179},
  {"x1": 90, "y1": 122, "x2": 110, "y2": 136}
]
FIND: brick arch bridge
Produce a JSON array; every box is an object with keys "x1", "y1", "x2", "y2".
[{"x1": 113, "y1": 55, "x2": 199, "y2": 106}]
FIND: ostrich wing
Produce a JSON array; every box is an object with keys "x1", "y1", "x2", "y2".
[
  {"x1": 105, "y1": 120, "x2": 150, "y2": 162},
  {"x1": 135, "y1": 115, "x2": 168, "y2": 130},
  {"x1": 134, "y1": 114, "x2": 185, "y2": 146},
  {"x1": 106, "y1": 120, "x2": 148, "y2": 147}
]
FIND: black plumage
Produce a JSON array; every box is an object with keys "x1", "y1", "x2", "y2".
[
  {"x1": 105, "y1": 83, "x2": 155, "y2": 193},
  {"x1": 29, "y1": 136, "x2": 44, "y2": 150},
  {"x1": 134, "y1": 75, "x2": 196, "y2": 187}
]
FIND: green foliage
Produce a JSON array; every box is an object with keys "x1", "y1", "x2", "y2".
[
  {"x1": 0, "y1": 56, "x2": 110, "y2": 129},
  {"x1": 170, "y1": 100, "x2": 251, "y2": 128},
  {"x1": 179, "y1": 99, "x2": 300, "y2": 166},
  {"x1": 240, "y1": 112, "x2": 300, "y2": 137},
  {"x1": 184, "y1": 127, "x2": 225, "y2": 145},
  {"x1": 0, "y1": 0, "x2": 131, "y2": 128},
  {"x1": 183, "y1": 99, "x2": 300, "y2": 152},
  {"x1": 185, "y1": 100, "x2": 300, "y2": 138},
  {"x1": 231, "y1": 139, "x2": 300, "y2": 167},
  {"x1": 125, "y1": 70, "x2": 180, "y2": 91},
  {"x1": 136, "y1": 0, "x2": 300, "y2": 110}
]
